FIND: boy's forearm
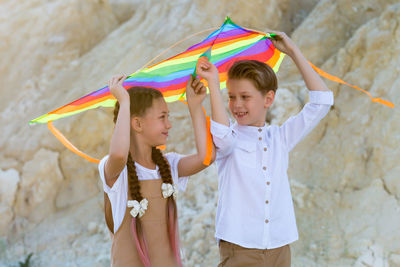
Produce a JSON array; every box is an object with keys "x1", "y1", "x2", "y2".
[
  {"x1": 289, "y1": 47, "x2": 329, "y2": 92},
  {"x1": 209, "y1": 80, "x2": 230, "y2": 126}
]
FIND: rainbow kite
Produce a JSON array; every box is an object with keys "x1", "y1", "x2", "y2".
[
  {"x1": 30, "y1": 17, "x2": 285, "y2": 124},
  {"x1": 30, "y1": 17, "x2": 394, "y2": 163}
]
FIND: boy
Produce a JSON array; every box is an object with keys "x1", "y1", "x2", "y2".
[{"x1": 194, "y1": 31, "x2": 334, "y2": 266}]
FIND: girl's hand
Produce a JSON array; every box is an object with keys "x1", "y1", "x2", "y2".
[
  {"x1": 195, "y1": 57, "x2": 219, "y2": 85},
  {"x1": 269, "y1": 31, "x2": 298, "y2": 57},
  {"x1": 186, "y1": 75, "x2": 207, "y2": 107},
  {"x1": 108, "y1": 75, "x2": 129, "y2": 102}
]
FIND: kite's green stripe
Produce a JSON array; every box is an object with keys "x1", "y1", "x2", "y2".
[
  {"x1": 137, "y1": 35, "x2": 264, "y2": 74},
  {"x1": 132, "y1": 38, "x2": 265, "y2": 79},
  {"x1": 133, "y1": 62, "x2": 196, "y2": 78},
  {"x1": 164, "y1": 94, "x2": 184, "y2": 103},
  {"x1": 219, "y1": 80, "x2": 227, "y2": 90}
]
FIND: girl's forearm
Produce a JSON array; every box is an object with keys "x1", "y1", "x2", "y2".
[{"x1": 289, "y1": 47, "x2": 329, "y2": 92}]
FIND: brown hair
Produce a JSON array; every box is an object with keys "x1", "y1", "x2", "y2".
[
  {"x1": 228, "y1": 60, "x2": 278, "y2": 94},
  {"x1": 113, "y1": 86, "x2": 181, "y2": 265}
]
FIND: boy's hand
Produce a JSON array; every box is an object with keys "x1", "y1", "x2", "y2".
[
  {"x1": 269, "y1": 31, "x2": 298, "y2": 57},
  {"x1": 108, "y1": 75, "x2": 129, "y2": 102},
  {"x1": 186, "y1": 75, "x2": 207, "y2": 107},
  {"x1": 195, "y1": 56, "x2": 219, "y2": 85}
]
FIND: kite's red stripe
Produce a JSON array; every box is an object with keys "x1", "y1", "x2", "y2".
[{"x1": 50, "y1": 95, "x2": 113, "y2": 115}]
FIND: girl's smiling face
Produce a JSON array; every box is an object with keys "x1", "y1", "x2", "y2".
[
  {"x1": 136, "y1": 97, "x2": 171, "y2": 147},
  {"x1": 227, "y1": 78, "x2": 274, "y2": 127}
]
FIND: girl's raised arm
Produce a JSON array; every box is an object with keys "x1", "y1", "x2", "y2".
[
  {"x1": 104, "y1": 75, "x2": 130, "y2": 188},
  {"x1": 177, "y1": 76, "x2": 216, "y2": 177}
]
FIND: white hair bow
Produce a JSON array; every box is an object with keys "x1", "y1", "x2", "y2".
[
  {"x1": 127, "y1": 198, "x2": 148, "y2": 218},
  {"x1": 161, "y1": 183, "x2": 178, "y2": 199}
]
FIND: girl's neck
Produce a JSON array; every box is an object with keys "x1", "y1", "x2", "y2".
[{"x1": 129, "y1": 136, "x2": 156, "y2": 170}]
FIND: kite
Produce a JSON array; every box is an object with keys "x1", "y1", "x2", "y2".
[{"x1": 30, "y1": 17, "x2": 394, "y2": 163}]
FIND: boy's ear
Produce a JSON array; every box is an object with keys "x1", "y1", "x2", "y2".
[
  {"x1": 264, "y1": 90, "x2": 275, "y2": 108},
  {"x1": 131, "y1": 117, "x2": 142, "y2": 132}
]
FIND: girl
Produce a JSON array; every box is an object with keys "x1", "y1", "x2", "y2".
[{"x1": 98, "y1": 75, "x2": 214, "y2": 267}]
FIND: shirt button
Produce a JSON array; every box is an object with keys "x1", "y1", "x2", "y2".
[
  {"x1": 266, "y1": 181, "x2": 270, "y2": 185},
  {"x1": 265, "y1": 219, "x2": 269, "y2": 224},
  {"x1": 258, "y1": 128, "x2": 262, "y2": 132},
  {"x1": 265, "y1": 200, "x2": 269, "y2": 204},
  {"x1": 258, "y1": 137, "x2": 262, "y2": 141},
  {"x1": 263, "y1": 166, "x2": 267, "y2": 171},
  {"x1": 264, "y1": 147, "x2": 267, "y2": 151}
]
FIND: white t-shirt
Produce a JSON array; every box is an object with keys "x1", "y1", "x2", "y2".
[{"x1": 98, "y1": 152, "x2": 189, "y2": 233}]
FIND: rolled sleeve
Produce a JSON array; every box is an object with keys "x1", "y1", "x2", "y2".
[
  {"x1": 210, "y1": 119, "x2": 235, "y2": 158},
  {"x1": 309, "y1": 90, "x2": 334, "y2": 105},
  {"x1": 280, "y1": 90, "x2": 334, "y2": 152},
  {"x1": 210, "y1": 119, "x2": 233, "y2": 138}
]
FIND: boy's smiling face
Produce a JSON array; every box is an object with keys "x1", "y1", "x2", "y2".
[{"x1": 227, "y1": 78, "x2": 275, "y2": 127}]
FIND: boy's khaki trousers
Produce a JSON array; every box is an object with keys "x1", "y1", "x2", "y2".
[{"x1": 218, "y1": 240, "x2": 291, "y2": 267}]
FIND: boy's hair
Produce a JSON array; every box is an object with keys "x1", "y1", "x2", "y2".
[{"x1": 228, "y1": 60, "x2": 278, "y2": 94}]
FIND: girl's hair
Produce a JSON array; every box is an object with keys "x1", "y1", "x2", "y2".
[
  {"x1": 228, "y1": 60, "x2": 278, "y2": 95},
  {"x1": 113, "y1": 86, "x2": 181, "y2": 266}
]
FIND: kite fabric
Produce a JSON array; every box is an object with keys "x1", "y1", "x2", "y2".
[
  {"x1": 30, "y1": 17, "x2": 394, "y2": 163},
  {"x1": 30, "y1": 17, "x2": 285, "y2": 124}
]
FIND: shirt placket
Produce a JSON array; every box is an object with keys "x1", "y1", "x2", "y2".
[{"x1": 258, "y1": 128, "x2": 271, "y2": 247}]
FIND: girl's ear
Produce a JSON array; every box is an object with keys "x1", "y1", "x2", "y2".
[
  {"x1": 131, "y1": 117, "x2": 142, "y2": 132},
  {"x1": 264, "y1": 90, "x2": 275, "y2": 108}
]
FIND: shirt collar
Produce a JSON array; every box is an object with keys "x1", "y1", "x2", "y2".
[{"x1": 234, "y1": 122, "x2": 268, "y2": 138}]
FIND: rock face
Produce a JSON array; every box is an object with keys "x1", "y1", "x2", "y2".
[
  {"x1": 15, "y1": 149, "x2": 63, "y2": 224},
  {"x1": 0, "y1": 0, "x2": 399, "y2": 266},
  {"x1": 0, "y1": 169, "x2": 19, "y2": 236}
]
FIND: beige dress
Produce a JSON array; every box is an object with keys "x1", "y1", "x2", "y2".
[{"x1": 104, "y1": 178, "x2": 179, "y2": 267}]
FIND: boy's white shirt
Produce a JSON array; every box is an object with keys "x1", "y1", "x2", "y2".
[
  {"x1": 211, "y1": 90, "x2": 334, "y2": 249},
  {"x1": 98, "y1": 152, "x2": 189, "y2": 233}
]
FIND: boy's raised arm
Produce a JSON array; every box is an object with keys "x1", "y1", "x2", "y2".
[
  {"x1": 196, "y1": 57, "x2": 230, "y2": 126},
  {"x1": 271, "y1": 32, "x2": 333, "y2": 151},
  {"x1": 269, "y1": 31, "x2": 329, "y2": 92}
]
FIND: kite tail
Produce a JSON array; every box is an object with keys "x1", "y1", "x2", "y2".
[
  {"x1": 203, "y1": 115, "x2": 213, "y2": 166},
  {"x1": 47, "y1": 121, "x2": 100, "y2": 163},
  {"x1": 308, "y1": 61, "x2": 394, "y2": 108},
  {"x1": 47, "y1": 113, "x2": 211, "y2": 165},
  {"x1": 178, "y1": 99, "x2": 213, "y2": 166}
]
